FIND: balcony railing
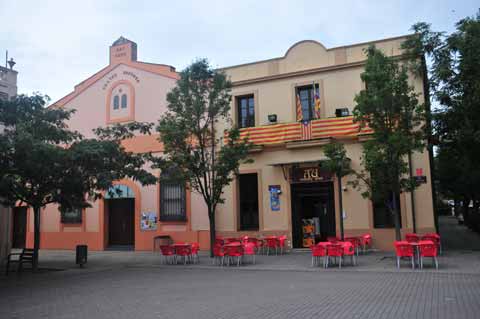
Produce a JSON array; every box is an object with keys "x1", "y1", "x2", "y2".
[{"x1": 232, "y1": 116, "x2": 372, "y2": 146}]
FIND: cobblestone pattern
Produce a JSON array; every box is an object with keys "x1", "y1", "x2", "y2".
[{"x1": 1, "y1": 267, "x2": 480, "y2": 319}]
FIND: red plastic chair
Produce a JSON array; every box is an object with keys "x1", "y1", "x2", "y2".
[
  {"x1": 327, "y1": 236, "x2": 340, "y2": 244},
  {"x1": 159, "y1": 245, "x2": 175, "y2": 264},
  {"x1": 394, "y1": 241, "x2": 415, "y2": 269},
  {"x1": 311, "y1": 244, "x2": 327, "y2": 268},
  {"x1": 362, "y1": 234, "x2": 372, "y2": 253},
  {"x1": 421, "y1": 234, "x2": 441, "y2": 254},
  {"x1": 265, "y1": 237, "x2": 279, "y2": 255},
  {"x1": 343, "y1": 242, "x2": 356, "y2": 266},
  {"x1": 278, "y1": 235, "x2": 288, "y2": 254},
  {"x1": 175, "y1": 245, "x2": 192, "y2": 265},
  {"x1": 255, "y1": 238, "x2": 264, "y2": 255},
  {"x1": 419, "y1": 240, "x2": 438, "y2": 269},
  {"x1": 344, "y1": 237, "x2": 361, "y2": 256},
  {"x1": 225, "y1": 238, "x2": 240, "y2": 244},
  {"x1": 243, "y1": 242, "x2": 256, "y2": 264},
  {"x1": 191, "y1": 242, "x2": 200, "y2": 264},
  {"x1": 226, "y1": 245, "x2": 244, "y2": 266},
  {"x1": 215, "y1": 237, "x2": 224, "y2": 246},
  {"x1": 326, "y1": 243, "x2": 344, "y2": 268},
  {"x1": 213, "y1": 245, "x2": 225, "y2": 266},
  {"x1": 405, "y1": 233, "x2": 420, "y2": 243}
]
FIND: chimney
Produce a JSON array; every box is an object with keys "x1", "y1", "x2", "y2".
[{"x1": 109, "y1": 36, "x2": 137, "y2": 65}]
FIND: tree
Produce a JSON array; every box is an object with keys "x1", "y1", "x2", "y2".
[
  {"x1": 323, "y1": 141, "x2": 352, "y2": 240},
  {"x1": 0, "y1": 94, "x2": 156, "y2": 268},
  {"x1": 154, "y1": 59, "x2": 252, "y2": 256},
  {"x1": 403, "y1": 13, "x2": 480, "y2": 225},
  {"x1": 352, "y1": 46, "x2": 426, "y2": 240}
]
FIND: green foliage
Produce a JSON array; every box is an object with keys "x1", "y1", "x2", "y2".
[
  {"x1": 323, "y1": 142, "x2": 352, "y2": 178},
  {"x1": 153, "y1": 59, "x2": 252, "y2": 254},
  {"x1": 403, "y1": 11, "x2": 480, "y2": 214},
  {"x1": 351, "y1": 46, "x2": 426, "y2": 239},
  {"x1": 0, "y1": 94, "x2": 156, "y2": 262}
]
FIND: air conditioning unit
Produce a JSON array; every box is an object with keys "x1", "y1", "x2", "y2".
[{"x1": 335, "y1": 108, "x2": 350, "y2": 117}]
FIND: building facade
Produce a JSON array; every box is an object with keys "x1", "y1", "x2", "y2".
[
  {"x1": 215, "y1": 37, "x2": 435, "y2": 251},
  {"x1": 0, "y1": 60, "x2": 18, "y2": 265},
  {"x1": 16, "y1": 35, "x2": 435, "y2": 252},
  {"x1": 20, "y1": 38, "x2": 211, "y2": 251}
]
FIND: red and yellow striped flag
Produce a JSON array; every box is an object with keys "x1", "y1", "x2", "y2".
[
  {"x1": 314, "y1": 92, "x2": 321, "y2": 119},
  {"x1": 296, "y1": 94, "x2": 303, "y2": 121}
]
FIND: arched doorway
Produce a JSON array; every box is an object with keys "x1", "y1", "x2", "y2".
[{"x1": 105, "y1": 184, "x2": 135, "y2": 249}]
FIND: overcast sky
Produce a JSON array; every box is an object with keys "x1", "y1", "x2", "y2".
[{"x1": 1, "y1": 0, "x2": 478, "y2": 103}]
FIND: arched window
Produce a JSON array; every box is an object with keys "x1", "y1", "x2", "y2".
[
  {"x1": 121, "y1": 94, "x2": 128, "y2": 109},
  {"x1": 113, "y1": 95, "x2": 120, "y2": 110},
  {"x1": 160, "y1": 169, "x2": 186, "y2": 221}
]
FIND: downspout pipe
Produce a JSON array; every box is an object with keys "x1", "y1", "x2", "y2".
[{"x1": 408, "y1": 151, "x2": 417, "y2": 233}]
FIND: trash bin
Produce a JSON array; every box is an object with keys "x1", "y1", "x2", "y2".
[{"x1": 76, "y1": 245, "x2": 88, "y2": 267}]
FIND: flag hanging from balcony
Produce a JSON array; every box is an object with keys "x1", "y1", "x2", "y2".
[
  {"x1": 312, "y1": 81, "x2": 321, "y2": 119},
  {"x1": 314, "y1": 92, "x2": 321, "y2": 119},
  {"x1": 301, "y1": 120, "x2": 312, "y2": 140},
  {"x1": 296, "y1": 93, "x2": 303, "y2": 121}
]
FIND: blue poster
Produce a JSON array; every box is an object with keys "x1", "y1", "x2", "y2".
[{"x1": 269, "y1": 185, "x2": 281, "y2": 211}]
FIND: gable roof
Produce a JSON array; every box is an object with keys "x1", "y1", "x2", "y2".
[{"x1": 52, "y1": 60, "x2": 179, "y2": 107}]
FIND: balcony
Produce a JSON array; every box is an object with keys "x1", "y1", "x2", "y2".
[{"x1": 234, "y1": 116, "x2": 372, "y2": 148}]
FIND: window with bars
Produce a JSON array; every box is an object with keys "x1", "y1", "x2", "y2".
[
  {"x1": 236, "y1": 95, "x2": 255, "y2": 128},
  {"x1": 60, "y1": 207, "x2": 82, "y2": 224},
  {"x1": 160, "y1": 174, "x2": 186, "y2": 222}
]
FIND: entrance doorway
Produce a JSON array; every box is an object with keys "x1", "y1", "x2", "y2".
[
  {"x1": 106, "y1": 198, "x2": 135, "y2": 247},
  {"x1": 12, "y1": 207, "x2": 27, "y2": 248},
  {"x1": 291, "y1": 182, "x2": 335, "y2": 248}
]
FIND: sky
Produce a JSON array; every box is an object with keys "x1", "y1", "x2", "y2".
[{"x1": 0, "y1": 0, "x2": 478, "y2": 103}]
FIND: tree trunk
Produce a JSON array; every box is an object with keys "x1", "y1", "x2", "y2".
[
  {"x1": 33, "y1": 205, "x2": 41, "y2": 270},
  {"x1": 392, "y1": 192, "x2": 401, "y2": 241},
  {"x1": 337, "y1": 173, "x2": 344, "y2": 240},
  {"x1": 208, "y1": 206, "x2": 216, "y2": 258}
]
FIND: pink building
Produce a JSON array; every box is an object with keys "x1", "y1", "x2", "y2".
[{"x1": 16, "y1": 38, "x2": 211, "y2": 251}]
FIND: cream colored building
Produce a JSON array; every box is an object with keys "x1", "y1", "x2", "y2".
[{"x1": 216, "y1": 37, "x2": 435, "y2": 251}]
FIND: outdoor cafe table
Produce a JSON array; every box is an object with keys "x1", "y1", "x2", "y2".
[
  {"x1": 318, "y1": 241, "x2": 354, "y2": 254},
  {"x1": 172, "y1": 243, "x2": 191, "y2": 253}
]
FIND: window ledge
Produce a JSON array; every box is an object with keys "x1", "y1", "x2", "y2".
[{"x1": 159, "y1": 219, "x2": 188, "y2": 224}]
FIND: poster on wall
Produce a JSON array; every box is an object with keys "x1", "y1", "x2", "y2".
[
  {"x1": 268, "y1": 185, "x2": 281, "y2": 211},
  {"x1": 302, "y1": 218, "x2": 316, "y2": 247},
  {"x1": 141, "y1": 211, "x2": 158, "y2": 231}
]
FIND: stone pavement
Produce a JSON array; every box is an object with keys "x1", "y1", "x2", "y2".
[
  {"x1": 1, "y1": 259, "x2": 480, "y2": 319},
  {"x1": 2, "y1": 215, "x2": 480, "y2": 318}
]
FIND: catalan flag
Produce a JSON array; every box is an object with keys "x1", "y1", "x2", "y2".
[
  {"x1": 296, "y1": 93, "x2": 303, "y2": 121},
  {"x1": 301, "y1": 120, "x2": 312, "y2": 140},
  {"x1": 314, "y1": 92, "x2": 321, "y2": 119}
]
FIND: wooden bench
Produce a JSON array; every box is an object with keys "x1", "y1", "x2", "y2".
[{"x1": 5, "y1": 248, "x2": 36, "y2": 275}]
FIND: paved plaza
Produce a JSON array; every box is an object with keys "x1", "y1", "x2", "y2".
[
  {"x1": 1, "y1": 261, "x2": 480, "y2": 319},
  {"x1": 1, "y1": 216, "x2": 480, "y2": 318}
]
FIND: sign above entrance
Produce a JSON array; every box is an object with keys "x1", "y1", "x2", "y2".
[{"x1": 291, "y1": 166, "x2": 332, "y2": 183}]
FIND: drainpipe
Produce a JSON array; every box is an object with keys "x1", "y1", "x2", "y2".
[{"x1": 408, "y1": 151, "x2": 417, "y2": 233}]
